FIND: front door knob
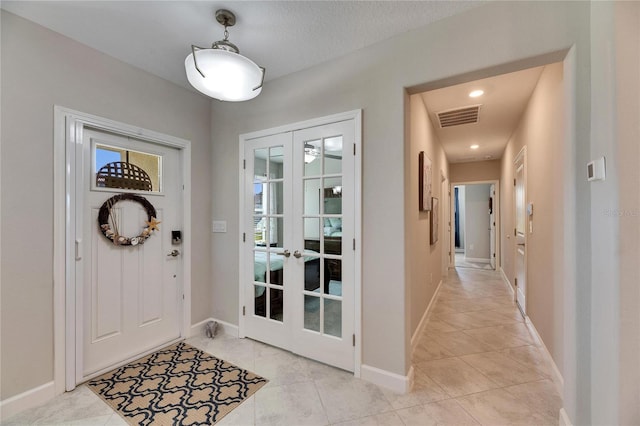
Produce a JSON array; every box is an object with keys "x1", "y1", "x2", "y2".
[{"x1": 167, "y1": 249, "x2": 180, "y2": 257}]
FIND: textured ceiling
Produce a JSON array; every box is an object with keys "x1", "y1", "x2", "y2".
[
  {"x1": 420, "y1": 66, "x2": 545, "y2": 163},
  {"x1": 1, "y1": 1, "x2": 481, "y2": 90}
]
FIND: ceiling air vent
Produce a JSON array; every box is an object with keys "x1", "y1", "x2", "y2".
[{"x1": 437, "y1": 105, "x2": 481, "y2": 128}]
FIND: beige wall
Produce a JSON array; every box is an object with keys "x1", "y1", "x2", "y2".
[
  {"x1": 208, "y1": 1, "x2": 593, "y2": 384},
  {"x1": 615, "y1": 3, "x2": 640, "y2": 423},
  {"x1": 406, "y1": 94, "x2": 449, "y2": 340},
  {"x1": 500, "y1": 62, "x2": 565, "y2": 379},
  {"x1": 0, "y1": 11, "x2": 212, "y2": 399},
  {"x1": 450, "y1": 160, "x2": 500, "y2": 183}
]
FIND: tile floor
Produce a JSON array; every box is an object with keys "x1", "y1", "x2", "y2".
[{"x1": 3, "y1": 268, "x2": 562, "y2": 425}]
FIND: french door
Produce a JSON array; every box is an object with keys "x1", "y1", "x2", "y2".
[{"x1": 241, "y1": 119, "x2": 356, "y2": 371}]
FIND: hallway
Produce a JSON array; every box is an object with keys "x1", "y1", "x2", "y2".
[{"x1": 411, "y1": 268, "x2": 562, "y2": 424}]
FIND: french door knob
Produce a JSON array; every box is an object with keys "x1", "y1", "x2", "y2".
[
  {"x1": 283, "y1": 249, "x2": 291, "y2": 258},
  {"x1": 293, "y1": 250, "x2": 302, "y2": 258}
]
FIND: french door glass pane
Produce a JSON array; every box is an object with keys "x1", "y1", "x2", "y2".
[
  {"x1": 254, "y1": 149, "x2": 268, "y2": 178},
  {"x1": 269, "y1": 182, "x2": 283, "y2": 214},
  {"x1": 268, "y1": 217, "x2": 284, "y2": 248},
  {"x1": 324, "y1": 177, "x2": 342, "y2": 214},
  {"x1": 303, "y1": 140, "x2": 321, "y2": 176},
  {"x1": 254, "y1": 285, "x2": 266, "y2": 317},
  {"x1": 270, "y1": 288, "x2": 283, "y2": 322},
  {"x1": 268, "y1": 252, "x2": 284, "y2": 286},
  {"x1": 303, "y1": 257, "x2": 321, "y2": 292},
  {"x1": 254, "y1": 251, "x2": 266, "y2": 283},
  {"x1": 269, "y1": 147, "x2": 284, "y2": 179},
  {"x1": 324, "y1": 299, "x2": 342, "y2": 337},
  {"x1": 304, "y1": 179, "x2": 321, "y2": 215},
  {"x1": 323, "y1": 136, "x2": 343, "y2": 174},
  {"x1": 304, "y1": 295, "x2": 320, "y2": 332}
]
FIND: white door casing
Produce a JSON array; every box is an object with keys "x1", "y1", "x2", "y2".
[
  {"x1": 239, "y1": 110, "x2": 361, "y2": 374},
  {"x1": 79, "y1": 129, "x2": 182, "y2": 381},
  {"x1": 53, "y1": 107, "x2": 192, "y2": 392},
  {"x1": 514, "y1": 147, "x2": 527, "y2": 314}
]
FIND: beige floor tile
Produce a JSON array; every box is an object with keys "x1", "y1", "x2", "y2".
[
  {"x1": 412, "y1": 339, "x2": 455, "y2": 362},
  {"x1": 462, "y1": 326, "x2": 531, "y2": 350},
  {"x1": 496, "y1": 322, "x2": 539, "y2": 345},
  {"x1": 4, "y1": 386, "x2": 115, "y2": 425},
  {"x1": 416, "y1": 358, "x2": 499, "y2": 397},
  {"x1": 396, "y1": 399, "x2": 480, "y2": 426},
  {"x1": 459, "y1": 351, "x2": 545, "y2": 387},
  {"x1": 501, "y1": 345, "x2": 553, "y2": 379},
  {"x1": 421, "y1": 330, "x2": 493, "y2": 356},
  {"x1": 314, "y1": 375, "x2": 393, "y2": 423},
  {"x1": 434, "y1": 310, "x2": 515, "y2": 330},
  {"x1": 380, "y1": 369, "x2": 449, "y2": 409},
  {"x1": 254, "y1": 382, "x2": 328, "y2": 426},
  {"x1": 422, "y1": 319, "x2": 459, "y2": 333},
  {"x1": 216, "y1": 395, "x2": 256, "y2": 426},
  {"x1": 251, "y1": 350, "x2": 312, "y2": 388},
  {"x1": 455, "y1": 380, "x2": 561, "y2": 425},
  {"x1": 333, "y1": 411, "x2": 405, "y2": 426}
]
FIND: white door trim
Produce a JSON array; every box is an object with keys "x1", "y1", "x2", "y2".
[
  {"x1": 449, "y1": 180, "x2": 501, "y2": 271},
  {"x1": 53, "y1": 106, "x2": 192, "y2": 392},
  {"x1": 238, "y1": 109, "x2": 362, "y2": 377}
]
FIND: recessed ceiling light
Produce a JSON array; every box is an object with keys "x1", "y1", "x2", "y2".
[
  {"x1": 469, "y1": 90, "x2": 484, "y2": 98},
  {"x1": 470, "y1": 144, "x2": 479, "y2": 150}
]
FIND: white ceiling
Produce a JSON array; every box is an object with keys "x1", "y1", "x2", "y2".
[
  {"x1": 2, "y1": 0, "x2": 541, "y2": 165},
  {"x1": 1, "y1": 0, "x2": 481, "y2": 89},
  {"x1": 420, "y1": 66, "x2": 544, "y2": 163}
]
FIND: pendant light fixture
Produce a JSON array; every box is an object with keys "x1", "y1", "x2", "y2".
[{"x1": 185, "y1": 9, "x2": 265, "y2": 102}]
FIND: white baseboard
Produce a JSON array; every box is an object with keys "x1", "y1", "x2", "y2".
[
  {"x1": 464, "y1": 257, "x2": 491, "y2": 263},
  {"x1": 361, "y1": 364, "x2": 412, "y2": 394},
  {"x1": 559, "y1": 408, "x2": 572, "y2": 426},
  {"x1": 499, "y1": 267, "x2": 515, "y2": 297},
  {"x1": 524, "y1": 317, "x2": 564, "y2": 396},
  {"x1": 0, "y1": 381, "x2": 55, "y2": 421},
  {"x1": 411, "y1": 280, "x2": 443, "y2": 352},
  {"x1": 189, "y1": 317, "x2": 239, "y2": 338}
]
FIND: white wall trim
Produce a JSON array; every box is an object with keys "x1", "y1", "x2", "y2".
[
  {"x1": 54, "y1": 106, "x2": 192, "y2": 393},
  {"x1": 189, "y1": 318, "x2": 240, "y2": 338},
  {"x1": 411, "y1": 280, "x2": 443, "y2": 352},
  {"x1": 361, "y1": 364, "x2": 413, "y2": 394},
  {"x1": 0, "y1": 382, "x2": 55, "y2": 421},
  {"x1": 524, "y1": 317, "x2": 565, "y2": 395},
  {"x1": 559, "y1": 408, "x2": 573, "y2": 426},
  {"x1": 499, "y1": 267, "x2": 515, "y2": 297}
]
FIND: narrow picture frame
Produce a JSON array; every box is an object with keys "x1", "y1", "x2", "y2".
[
  {"x1": 418, "y1": 151, "x2": 433, "y2": 211},
  {"x1": 430, "y1": 196, "x2": 439, "y2": 244}
]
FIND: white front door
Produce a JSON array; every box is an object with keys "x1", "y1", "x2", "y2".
[
  {"x1": 79, "y1": 128, "x2": 183, "y2": 381},
  {"x1": 514, "y1": 148, "x2": 527, "y2": 315},
  {"x1": 242, "y1": 119, "x2": 356, "y2": 372}
]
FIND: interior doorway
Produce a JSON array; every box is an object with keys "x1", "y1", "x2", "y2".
[{"x1": 451, "y1": 181, "x2": 499, "y2": 271}]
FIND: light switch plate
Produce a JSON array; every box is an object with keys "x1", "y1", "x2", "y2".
[{"x1": 212, "y1": 220, "x2": 227, "y2": 233}]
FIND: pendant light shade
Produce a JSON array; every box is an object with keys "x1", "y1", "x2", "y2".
[{"x1": 185, "y1": 10, "x2": 264, "y2": 102}]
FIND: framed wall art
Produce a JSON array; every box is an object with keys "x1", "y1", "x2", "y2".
[
  {"x1": 430, "y1": 197, "x2": 439, "y2": 244},
  {"x1": 418, "y1": 151, "x2": 433, "y2": 211}
]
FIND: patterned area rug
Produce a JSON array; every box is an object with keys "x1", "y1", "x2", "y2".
[{"x1": 87, "y1": 342, "x2": 267, "y2": 425}]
